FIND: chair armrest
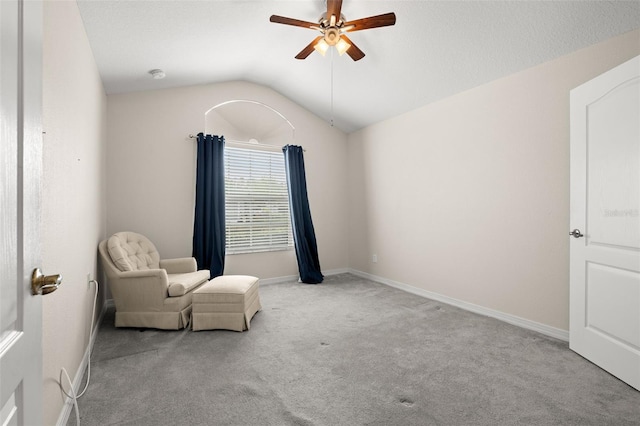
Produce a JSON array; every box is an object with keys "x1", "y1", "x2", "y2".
[
  {"x1": 110, "y1": 269, "x2": 169, "y2": 312},
  {"x1": 160, "y1": 257, "x2": 197, "y2": 274},
  {"x1": 119, "y1": 269, "x2": 169, "y2": 279}
]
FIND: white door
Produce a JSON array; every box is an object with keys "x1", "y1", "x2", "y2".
[
  {"x1": 569, "y1": 55, "x2": 640, "y2": 391},
  {"x1": 0, "y1": 0, "x2": 45, "y2": 424}
]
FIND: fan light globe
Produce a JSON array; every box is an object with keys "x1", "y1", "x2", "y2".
[
  {"x1": 335, "y1": 38, "x2": 351, "y2": 55},
  {"x1": 313, "y1": 39, "x2": 330, "y2": 56}
]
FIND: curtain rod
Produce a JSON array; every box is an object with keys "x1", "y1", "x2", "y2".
[{"x1": 188, "y1": 134, "x2": 305, "y2": 152}]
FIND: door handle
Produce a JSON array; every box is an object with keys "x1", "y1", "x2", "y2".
[
  {"x1": 31, "y1": 268, "x2": 62, "y2": 295},
  {"x1": 569, "y1": 229, "x2": 584, "y2": 238}
]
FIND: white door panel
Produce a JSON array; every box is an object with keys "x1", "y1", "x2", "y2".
[
  {"x1": 586, "y1": 77, "x2": 640, "y2": 250},
  {"x1": 586, "y1": 263, "x2": 640, "y2": 349},
  {"x1": 0, "y1": 0, "x2": 44, "y2": 424},
  {"x1": 570, "y1": 55, "x2": 640, "y2": 391}
]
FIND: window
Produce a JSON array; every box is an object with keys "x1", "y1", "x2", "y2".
[{"x1": 224, "y1": 146, "x2": 293, "y2": 254}]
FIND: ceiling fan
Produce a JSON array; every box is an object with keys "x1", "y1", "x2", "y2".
[{"x1": 270, "y1": 0, "x2": 396, "y2": 61}]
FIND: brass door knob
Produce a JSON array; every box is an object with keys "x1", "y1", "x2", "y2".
[{"x1": 31, "y1": 268, "x2": 62, "y2": 295}]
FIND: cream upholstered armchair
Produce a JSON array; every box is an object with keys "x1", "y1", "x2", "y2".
[{"x1": 98, "y1": 231, "x2": 210, "y2": 330}]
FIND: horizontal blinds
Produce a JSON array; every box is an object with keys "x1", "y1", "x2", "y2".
[{"x1": 224, "y1": 146, "x2": 293, "y2": 254}]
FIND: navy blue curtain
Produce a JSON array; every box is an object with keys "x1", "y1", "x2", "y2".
[
  {"x1": 283, "y1": 145, "x2": 323, "y2": 284},
  {"x1": 192, "y1": 133, "x2": 225, "y2": 278}
]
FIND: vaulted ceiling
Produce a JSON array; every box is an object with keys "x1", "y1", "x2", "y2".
[{"x1": 76, "y1": 0, "x2": 640, "y2": 133}]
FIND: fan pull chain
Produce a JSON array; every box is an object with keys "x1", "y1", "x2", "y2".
[{"x1": 330, "y1": 48, "x2": 334, "y2": 127}]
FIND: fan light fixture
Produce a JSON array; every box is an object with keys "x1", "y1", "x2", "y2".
[{"x1": 313, "y1": 36, "x2": 351, "y2": 56}]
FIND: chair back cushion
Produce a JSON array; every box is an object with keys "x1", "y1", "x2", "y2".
[{"x1": 107, "y1": 232, "x2": 160, "y2": 272}]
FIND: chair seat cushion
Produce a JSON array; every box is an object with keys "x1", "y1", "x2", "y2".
[
  {"x1": 167, "y1": 270, "x2": 210, "y2": 297},
  {"x1": 193, "y1": 275, "x2": 259, "y2": 303}
]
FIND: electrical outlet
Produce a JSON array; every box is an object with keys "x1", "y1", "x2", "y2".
[
  {"x1": 87, "y1": 272, "x2": 93, "y2": 285},
  {"x1": 372, "y1": 254, "x2": 378, "y2": 263}
]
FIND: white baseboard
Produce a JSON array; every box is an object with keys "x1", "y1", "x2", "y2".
[
  {"x1": 348, "y1": 269, "x2": 569, "y2": 342},
  {"x1": 324, "y1": 267, "x2": 350, "y2": 275},
  {"x1": 259, "y1": 274, "x2": 299, "y2": 285},
  {"x1": 56, "y1": 298, "x2": 109, "y2": 426}
]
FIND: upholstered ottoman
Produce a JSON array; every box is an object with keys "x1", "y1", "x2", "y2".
[{"x1": 192, "y1": 275, "x2": 261, "y2": 332}]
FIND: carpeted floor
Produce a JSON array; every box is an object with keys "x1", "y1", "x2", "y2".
[{"x1": 68, "y1": 273, "x2": 640, "y2": 425}]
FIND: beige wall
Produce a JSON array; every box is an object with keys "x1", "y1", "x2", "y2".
[
  {"x1": 42, "y1": 1, "x2": 107, "y2": 425},
  {"x1": 106, "y1": 82, "x2": 349, "y2": 279},
  {"x1": 348, "y1": 29, "x2": 640, "y2": 332}
]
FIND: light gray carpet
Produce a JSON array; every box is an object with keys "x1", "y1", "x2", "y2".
[{"x1": 68, "y1": 273, "x2": 640, "y2": 425}]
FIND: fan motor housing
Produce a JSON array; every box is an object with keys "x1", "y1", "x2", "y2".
[{"x1": 324, "y1": 27, "x2": 340, "y2": 45}]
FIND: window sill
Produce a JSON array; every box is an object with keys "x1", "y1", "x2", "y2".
[{"x1": 226, "y1": 246, "x2": 294, "y2": 256}]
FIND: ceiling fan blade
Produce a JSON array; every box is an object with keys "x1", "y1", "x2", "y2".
[
  {"x1": 343, "y1": 13, "x2": 396, "y2": 32},
  {"x1": 295, "y1": 36, "x2": 323, "y2": 60},
  {"x1": 340, "y1": 34, "x2": 365, "y2": 61},
  {"x1": 270, "y1": 15, "x2": 317, "y2": 29},
  {"x1": 327, "y1": 0, "x2": 343, "y2": 21}
]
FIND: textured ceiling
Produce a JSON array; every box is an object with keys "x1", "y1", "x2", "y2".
[{"x1": 76, "y1": 0, "x2": 640, "y2": 133}]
